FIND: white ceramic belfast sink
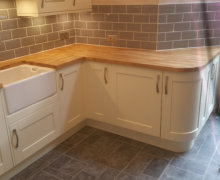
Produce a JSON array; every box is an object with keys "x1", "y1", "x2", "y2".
[{"x1": 0, "y1": 64, "x2": 56, "y2": 114}]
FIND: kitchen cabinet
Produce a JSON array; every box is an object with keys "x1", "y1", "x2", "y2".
[
  {"x1": 85, "y1": 62, "x2": 115, "y2": 123},
  {"x1": 205, "y1": 56, "x2": 219, "y2": 119},
  {"x1": 161, "y1": 71, "x2": 205, "y2": 142},
  {"x1": 57, "y1": 63, "x2": 84, "y2": 134},
  {"x1": 0, "y1": 91, "x2": 13, "y2": 176},
  {"x1": 113, "y1": 65, "x2": 162, "y2": 137},
  {"x1": 16, "y1": 0, "x2": 92, "y2": 16},
  {"x1": 67, "y1": 0, "x2": 92, "y2": 12},
  {"x1": 7, "y1": 95, "x2": 59, "y2": 165}
]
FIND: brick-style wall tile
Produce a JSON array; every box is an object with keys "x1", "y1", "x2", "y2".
[
  {"x1": 15, "y1": 47, "x2": 29, "y2": 57},
  {"x1": 0, "y1": 31, "x2": 11, "y2": 41},
  {"x1": 30, "y1": 44, "x2": 42, "y2": 53},
  {"x1": 173, "y1": 40, "x2": 188, "y2": 48},
  {"x1": 134, "y1": 32, "x2": 148, "y2": 41},
  {"x1": 105, "y1": 14, "x2": 118, "y2": 22},
  {"x1": 157, "y1": 41, "x2": 172, "y2": 50},
  {"x1": 142, "y1": 24, "x2": 157, "y2": 32},
  {"x1": 2, "y1": 19, "x2": 17, "y2": 30},
  {"x1": 43, "y1": 42, "x2": 55, "y2": 50},
  {"x1": 119, "y1": 14, "x2": 133, "y2": 23},
  {"x1": 182, "y1": 31, "x2": 197, "y2": 39},
  {"x1": 45, "y1": 15, "x2": 57, "y2": 24},
  {"x1": 158, "y1": 24, "x2": 173, "y2": 32},
  {"x1": 27, "y1": 27, "x2": 40, "y2": 36},
  {"x1": 112, "y1": 6, "x2": 126, "y2": 14},
  {"x1": 12, "y1": 28, "x2": 26, "y2": 38},
  {"x1": 32, "y1": 17, "x2": 45, "y2": 26},
  {"x1": 21, "y1": 37, "x2": 35, "y2": 47},
  {"x1": 166, "y1": 32, "x2": 181, "y2": 41},
  {"x1": 99, "y1": 22, "x2": 112, "y2": 30},
  {"x1": 5, "y1": 39, "x2": 21, "y2": 50},
  {"x1": 142, "y1": 5, "x2": 158, "y2": 14},
  {"x1": 35, "y1": 35, "x2": 47, "y2": 44},
  {"x1": 127, "y1": 40, "x2": 141, "y2": 49},
  {"x1": 0, "y1": 50, "x2": 15, "y2": 61},
  {"x1": 159, "y1": 5, "x2": 175, "y2": 14},
  {"x1": 127, "y1": 23, "x2": 141, "y2": 32},
  {"x1": 141, "y1": 41, "x2": 156, "y2": 50},
  {"x1": 174, "y1": 22, "x2": 190, "y2": 31},
  {"x1": 8, "y1": 9, "x2": 17, "y2": 19},
  {"x1": 120, "y1": 32, "x2": 133, "y2": 40},
  {"x1": 127, "y1": 5, "x2": 142, "y2": 13},
  {"x1": 40, "y1": 25, "x2": 52, "y2": 34},
  {"x1": 167, "y1": 14, "x2": 183, "y2": 23},
  {"x1": 18, "y1": 18, "x2": 32, "y2": 27},
  {"x1": 134, "y1": 15, "x2": 149, "y2": 23},
  {"x1": 99, "y1": 5, "x2": 111, "y2": 13},
  {"x1": 175, "y1": 4, "x2": 192, "y2": 13},
  {"x1": 87, "y1": 22, "x2": 98, "y2": 29}
]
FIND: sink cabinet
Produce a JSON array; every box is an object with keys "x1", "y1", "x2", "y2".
[
  {"x1": 0, "y1": 91, "x2": 13, "y2": 176},
  {"x1": 16, "y1": 0, "x2": 92, "y2": 16},
  {"x1": 57, "y1": 63, "x2": 84, "y2": 134}
]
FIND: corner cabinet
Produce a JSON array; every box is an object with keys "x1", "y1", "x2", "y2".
[
  {"x1": 16, "y1": 0, "x2": 92, "y2": 17},
  {"x1": 0, "y1": 91, "x2": 13, "y2": 176},
  {"x1": 85, "y1": 59, "x2": 219, "y2": 145},
  {"x1": 57, "y1": 63, "x2": 84, "y2": 134}
]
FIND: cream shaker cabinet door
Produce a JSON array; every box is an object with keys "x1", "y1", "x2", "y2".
[
  {"x1": 16, "y1": 0, "x2": 69, "y2": 16},
  {"x1": 113, "y1": 65, "x2": 162, "y2": 137},
  {"x1": 85, "y1": 62, "x2": 114, "y2": 123},
  {"x1": 37, "y1": 0, "x2": 69, "y2": 14},
  {"x1": 9, "y1": 102, "x2": 59, "y2": 165},
  {"x1": 57, "y1": 63, "x2": 84, "y2": 133},
  {"x1": 205, "y1": 57, "x2": 219, "y2": 119},
  {"x1": 67, "y1": 0, "x2": 92, "y2": 12},
  {"x1": 161, "y1": 71, "x2": 204, "y2": 142},
  {"x1": 0, "y1": 92, "x2": 13, "y2": 176}
]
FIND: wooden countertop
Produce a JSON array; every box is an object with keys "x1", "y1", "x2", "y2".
[{"x1": 0, "y1": 44, "x2": 219, "y2": 88}]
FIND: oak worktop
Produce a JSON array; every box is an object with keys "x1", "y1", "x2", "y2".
[{"x1": 0, "y1": 44, "x2": 219, "y2": 88}]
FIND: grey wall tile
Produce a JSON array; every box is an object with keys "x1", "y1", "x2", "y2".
[
  {"x1": 21, "y1": 37, "x2": 35, "y2": 46},
  {"x1": 15, "y1": 47, "x2": 29, "y2": 57},
  {"x1": 127, "y1": 6, "x2": 142, "y2": 13},
  {"x1": 45, "y1": 15, "x2": 57, "y2": 24},
  {"x1": 159, "y1": 5, "x2": 175, "y2": 14},
  {"x1": 174, "y1": 22, "x2": 190, "y2": 31},
  {"x1": 2, "y1": 19, "x2": 17, "y2": 30},
  {"x1": 5, "y1": 39, "x2": 21, "y2": 50},
  {"x1": 0, "y1": 50, "x2": 15, "y2": 61},
  {"x1": 30, "y1": 44, "x2": 43, "y2": 53},
  {"x1": 173, "y1": 40, "x2": 188, "y2": 48},
  {"x1": 157, "y1": 41, "x2": 172, "y2": 50},
  {"x1": 112, "y1": 6, "x2": 126, "y2": 14},
  {"x1": 12, "y1": 28, "x2": 26, "y2": 38},
  {"x1": 176, "y1": 4, "x2": 192, "y2": 13},
  {"x1": 119, "y1": 32, "x2": 133, "y2": 40},
  {"x1": 0, "y1": 31, "x2": 11, "y2": 41},
  {"x1": 40, "y1": 24, "x2": 52, "y2": 34},
  {"x1": 142, "y1": 5, "x2": 158, "y2": 14},
  {"x1": 167, "y1": 14, "x2": 183, "y2": 23},
  {"x1": 134, "y1": 32, "x2": 148, "y2": 41},
  {"x1": 127, "y1": 23, "x2": 141, "y2": 32},
  {"x1": 27, "y1": 27, "x2": 40, "y2": 36},
  {"x1": 18, "y1": 18, "x2": 32, "y2": 27},
  {"x1": 182, "y1": 31, "x2": 197, "y2": 39},
  {"x1": 127, "y1": 40, "x2": 141, "y2": 49},
  {"x1": 166, "y1": 32, "x2": 181, "y2": 41},
  {"x1": 35, "y1": 35, "x2": 47, "y2": 44},
  {"x1": 119, "y1": 14, "x2": 133, "y2": 23}
]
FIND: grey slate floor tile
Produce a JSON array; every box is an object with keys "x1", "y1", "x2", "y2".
[{"x1": 10, "y1": 115, "x2": 220, "y2": 180}]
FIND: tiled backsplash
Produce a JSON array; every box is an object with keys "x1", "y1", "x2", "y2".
[
  {"x1": 0, "y1": 8, "x2": 75, "y2": 61},
  {"x1": 157, "y1": 2, "x2": 220, "y2": 50},
  {"x1": 74, "y1": 5, "x2": 158, "y2": 50},
  {"x1": 0, "y1": 2, "x2": 220, "y2": 61}
]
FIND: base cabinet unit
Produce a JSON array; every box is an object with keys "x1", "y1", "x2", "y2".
[
  {"x1": 16, "y1": 0, "x2": 92, "y2": 16},
  {"x1": 57, "y1": 63, "x2": 84, "y2": 134},
  {"x1": 205, "y1": 56, "x2": 219, "y2": 119},
  {"x1": 113, "y1": 65, "x2": 162, "y2": 137},
  {"x1": 161, "y1": 71, "x2": 205, "y2": 142},
  {"x1": 7, "y1": 95, "x2": 59, "y2": 165},
  {"x1": 85, "y1": 62, "x2": 115, "y2": 123},
  {"x1": 0, "y1": 91, "x2": 13, "y2": 176}
]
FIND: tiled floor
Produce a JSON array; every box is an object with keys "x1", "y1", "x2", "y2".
[{"x1": 11, "y1": 114, "x2": 220, "y2": 180}]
